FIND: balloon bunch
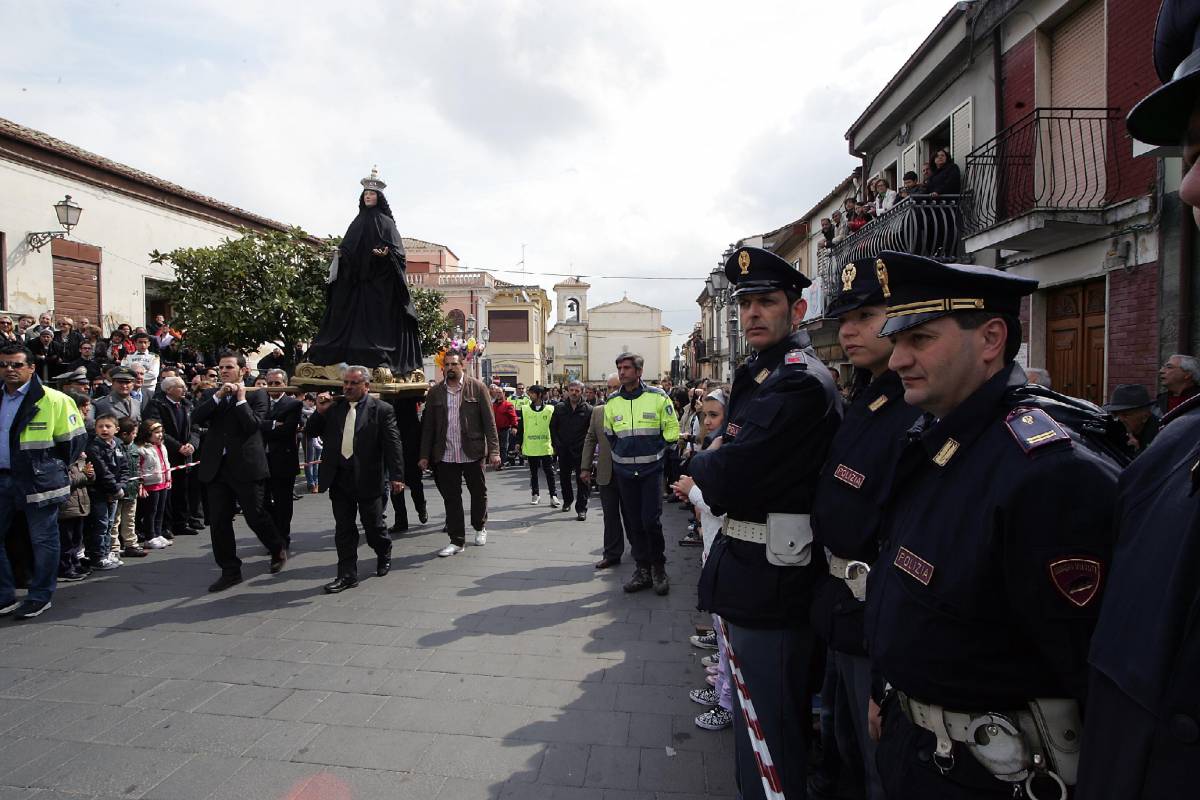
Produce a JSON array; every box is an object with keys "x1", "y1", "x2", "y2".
[{"x1": 435, "y1": 336, "x2": 485, "y2": 369}]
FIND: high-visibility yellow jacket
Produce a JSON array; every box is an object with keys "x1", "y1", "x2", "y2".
[
  {"x1": 6, "y1": 375, "x2": 87, "y2": 507},
  {"x1": 519, "y1": 404, "x2": 555, "y2": 457},
  {"x1": 603, "y1": 383, "x2": 679, "y2": 479}
]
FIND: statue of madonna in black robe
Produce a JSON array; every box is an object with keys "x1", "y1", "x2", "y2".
[{"x1": 306, "y1": 190, "x2": 423, "y2": 375}]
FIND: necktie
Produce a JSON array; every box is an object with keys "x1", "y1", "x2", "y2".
[{"x1": 341, "y1": 401, "x2": 357, "y2": 459}]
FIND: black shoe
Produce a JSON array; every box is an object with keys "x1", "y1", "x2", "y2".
[
  {"x1": 208, "y1": 574, "x2": 243, "y2": 593},
  {"x1": 652, "y1": 566, "x2": 670, "y2": 596},
  {"x1": 679, "y1": 532, "x2": 702, "y2": 547},
  {"x1": 623, "y1": 568, "x2": 653, "y2": 593},
  {"x1": 270, "y1": 548, "x2": 288, "y2": 574},
  {"x1": 59, "y1": 571, "x2": 87, "y2": 582},
  {"x1": 377, "y1": 555, "x2": 391, "y2": 577},
  {"x1": 576, "y1": 512, "x2": 587, "y2": 521},
  {"x1": 12, "y1": 599, "x2": 52, "y2": 619},
  {"x1": 388, "y1": 523, "x2": 409, "y2": 534},
  {"x1": 560, "y1": 504, "x2": 572, "y2": 513},
  {"x1": 418, "y1": 509, "x2": 429, "y2": 524},
  {"x1": 594, "y1": 558, "x2": 620, "y2": 570},
  {"x1": 0, "y1": 598, "x2": 20, "y2": 616},
  {"x1": 323, "y1": 576, "x2": 358, "y2": 594},
  {"x1": 175, "y1": 527, "x2": 201, "y2": 536}
]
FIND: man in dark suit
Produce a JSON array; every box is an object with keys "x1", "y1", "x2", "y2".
[
  {"x1": 305, "y1": 365, "x2": 405, "y2": 594},
  {"x1": 192, "y1": 351, "x2": 288, "y2": 592},
  {"x1": 389, "y1": 395, "x2": 428, "y2": 532},
  {"x1": 260, "y1": 368, "x2": 302, "y2": 548},
  {"x1": 145, "y1": 375, "x2": 202, "y2": 538}
]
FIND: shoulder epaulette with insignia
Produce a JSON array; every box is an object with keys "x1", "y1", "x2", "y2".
[{"x1": 1005, "y1": 407, "x2": 1071, "y2": 455}]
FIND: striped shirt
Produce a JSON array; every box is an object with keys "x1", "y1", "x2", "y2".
[{"x1": 443, "y1": 384, "x2": 469, "y2": 463}]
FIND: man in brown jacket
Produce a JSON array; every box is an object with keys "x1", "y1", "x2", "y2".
[
  {"x1": 580, "y1": 373, "x2": 626, "y2": 569},
  {"x1": 419, "y1": 350, "x2": 501, "y2": 556}
]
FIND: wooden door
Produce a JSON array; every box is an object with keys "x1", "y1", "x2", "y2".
[
  {"x1": 1045, "y1": 279, "x2": 1106, "y2": 403},
  {"x1": 50, "y1": 240, "x2": 101, "y2": 325}
]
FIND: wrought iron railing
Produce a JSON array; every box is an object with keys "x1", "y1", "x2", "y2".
[
  {"x1": 815, "y1": 196, "x2": 964, "y2": 315},
  {"x1": 962, "y1": 107, "x2": 1120, "y2": 235}
]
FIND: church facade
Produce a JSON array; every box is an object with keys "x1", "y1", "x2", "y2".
[{"x1": 547, "y1": 278, "x2": 672, "y2": 384}]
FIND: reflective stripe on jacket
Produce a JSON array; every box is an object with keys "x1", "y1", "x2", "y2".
[
  {"x1": 603, "y1": 383, "x2": 679, "y2": 479},
  {"x1": 9, "y1": 375, "x2": 87, "y2": 507}
]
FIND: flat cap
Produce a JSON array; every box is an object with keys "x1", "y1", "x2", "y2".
[
  {"x1": 725, "y1": 246, "x2": 811, "y2": 299},
  {"x1": 1127, "y1": 0, "x2": 1200, "y2": 146},
  {"x1": 825, "y1": 257, "x2": 887, "y2": 318},
  {"x1": 875, "y1": 251, "x2": 1037, "y2": 337}
]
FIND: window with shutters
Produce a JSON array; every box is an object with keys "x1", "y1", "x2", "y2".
[
  {"x1": 950, "y1": 99, "x2": 972, "y2": 162},
  {"x1": 489, "y1": 310, "x2": 529, "y2": 342},
  {"x1": 901, "y1": 145, "x2": 919, "y2": 184}
]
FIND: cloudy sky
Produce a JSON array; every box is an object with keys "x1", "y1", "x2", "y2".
[{"x1": 3, "y1": 0, "x2": 952, "y2": 346}]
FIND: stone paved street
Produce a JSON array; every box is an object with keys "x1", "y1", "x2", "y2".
[{"x1": 0, "y1": 466, "x2": 733, "y2": 799}]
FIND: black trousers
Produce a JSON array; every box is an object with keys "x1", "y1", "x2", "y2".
[
  {"x1": 164, "y1": 465, "x2": 195, "y2": 534},
  {"x1": 726, "y1": 622, "x2": 816, "y2": 800},
  {"x1": 263, "y1": 470, "x2": 296, "y2": 546},
  {"x1": 598, "y1": 480, "x2": 625, "y2": 562},
  {"x1": 434, "y1": 461, "x2": 487, "y2": 546},
  {"x1": 329, "y1": 484, "x2": 389, "y2": 580},
  {"x1": 390, "y1": 470, "x2": 427, "y2": 529},
  {"x1": 527, "y1": 455, "x2": 556, "y2": 497},
  {"x1": 558, "y1": 451, "x2": 588, "y2": 513},
  {"x1": 206, "y1": 467, "x2": 284, "y2": 577},
  {"x1": 188, "y1": 464, "x2": 209, "y2": 526},
  {"x1": 615, "y1": 472, "x2": 665, "y2": 568}
]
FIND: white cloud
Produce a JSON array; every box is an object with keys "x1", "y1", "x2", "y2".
[{"x1": 0, "y1": 0, "x2": 954, "y2": 346}]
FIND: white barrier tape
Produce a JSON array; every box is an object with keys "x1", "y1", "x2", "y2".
[{"x1": 719, "y1": 618, "x2": 787, "y2": 800}]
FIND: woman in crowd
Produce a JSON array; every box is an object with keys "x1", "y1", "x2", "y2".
[
  {"x1": 0, "y1": 315, "x2": 19, "y2": 343},
  {"x1": 873, "y1": 178, "x2": 897, "y2": 215},
  {"x1": 924, "y1": 147, "x2": 961, "y2": 195}
]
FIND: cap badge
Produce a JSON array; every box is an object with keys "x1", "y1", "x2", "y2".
[
  {"x1": 841, "y1": 263, "x2": 856, "y2": 292},
  {"x1": 738, "y1": 251, "x2": 751, "y2": 275},
  {"x1": 875, "y1": 258, "x2": 891, "y2": 299}
]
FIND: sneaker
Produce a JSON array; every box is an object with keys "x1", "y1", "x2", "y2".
[
  {"x1": 549, "y1": 495, "x2": 561, "y2": 508},
  {"x1": 0, "y1": 598, "x2": 21, "y2": 616},
  {"x1": 531, "y1": 495, "x2": 541, "y2": 505},
  {"x1": 58, "y1": 571, "x2": 87, "y2": 582},
  {"x1": 690, "y1": 631, "x2": 718, "y2": 650},
  {"x1": 162, "y1": 536, "x2": 175, "y2": 546},
  {"x1": 705, "y1": 673, "x2": 718, "y2": 687},
  {"x1": 700, "y1": 654, "x2": 719, "y2": 668},
  {"x1": 474, "y1": 529, "x2": 488, "y2": 546},
  {"x1": 623, "y1": 568, "x2": 652, "y2": 593},
  {"x1": 695, "y1": 706, "x2": 733, "y2": 731},
  {"x1": 679, "y1": 531, "x2": 703, "y2": 547},
  {"x1": 437, "y1": 544, "x2": 465, "y2": 557},
  {"x1": 144, "y1": 537, "x2": 168, "y2": 550},
  {"x1": 689, "y1": 686, "x2": 719, "y2": 706},
  {"x1": 12, "y1": 599, "x2": 52, "y2": 620},
  {"x1": 92, "y1": 555, "x2": 121, "y2": 571}
]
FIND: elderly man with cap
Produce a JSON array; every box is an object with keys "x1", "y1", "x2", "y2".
[
  {"x1": 808, "y1": 258, "x2": 922, "y2": 800},
  {"x1": 689, "y1": 246, "x2": 841, "y2": 800},
  {"x1": 93, "y1": 366, "x2": 142, "y2": 425},
  {"x1": 1076, "y1": 3, "x2": 1200, "y2": 796},
  {"x1": 862, "y1": 251, "x2": 1124, "y2": 799}
]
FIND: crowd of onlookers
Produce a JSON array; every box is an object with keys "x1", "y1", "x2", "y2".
[{"x1": 816, "y1": 147, "x2": 963, "y2": 249}]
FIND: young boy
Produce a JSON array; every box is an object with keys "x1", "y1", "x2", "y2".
[
  {"x1": 111, "y1": 417, "x2": 145, "y2": 558},
  {"x1": 84, "y1": 414, "x2": 125, "y2": 571},
  {"x1": 122, "y1": 332, "x2": 161, "y2": 390}
]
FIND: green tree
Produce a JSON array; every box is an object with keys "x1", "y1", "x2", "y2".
[{"x1": 151, "y1": 228, "x2": 451, "y2": 363}]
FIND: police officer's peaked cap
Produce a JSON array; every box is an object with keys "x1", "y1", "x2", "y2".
[
  {"x1": 725, "y1": 246, "x2": 811, "y2": 299},
  {"x1": 876, "y1": 251, "x2": 1038, "y2": 337},
  {"x1": 1127, "y1": 0, "x2": 1200, "y2": 146},
  {"x1": 52, "y1": 366, "x2": 90, "y2": 385},
  {"x1": 108, "y1": 366, "x2": 137, "y2": 381},
  {"x1": 825, "y1": 257, "x2": 886, "y2": 319}
]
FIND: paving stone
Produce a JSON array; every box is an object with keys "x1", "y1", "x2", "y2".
[
  {"x1": 264, "y1": 689, "x2": 330, "y2": 721},
  {"x1": 128, "y1": 678, "x2": 231, "y2": 711},
  {"x1": 203, "y1": 758, "x2": 324, "y2": 800},
  {"x1": 193, "y1": 683, "x2": 293, "y2": 717},
  {"x1": 585, "y1": 745, "x2": 643, "y2": 789},
  {"x1": 414, "y1": 734, "x2": 544, "y2": 781},
  {"x1": 139, "y1": 753, "x2": 249, "y2": 800},
  {"x1": 0, "y1": 737, "x2": 78, "y2": 787},
  {"x1": 242, "y1": 720, "x2": 323, "y2": 760},
  {"x1": 538, "y1": 742, "x2": 590, "y2": 787},
  {"x1": 637, "y1": 747, "x2": 707, "y2": 793},
  {"x1": 301, "y1": 691, "x2": 387, "y2": 726},
  {"x1": 128, "y1": 710, "x2": 280, "y2": 756},
  {"x1": 296, "y1": 724, "x2": 436, "y2": 771},
  {"x1": 11, "y1": 701, "x2": 137, "y2": 743},
  {"x1": 369, "y1": 696, "x2": 488, "y2": 735},
  {"x1": 434, "y1": 777, "x2": 501, "y2": 800}
]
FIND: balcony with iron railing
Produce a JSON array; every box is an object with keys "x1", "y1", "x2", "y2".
[
  {"x1": 814, "y1": 195, "x2": 964, "y2": 316},
  {"x1": 961, "y1": 107, "x2": 1127, "y2": 252}
]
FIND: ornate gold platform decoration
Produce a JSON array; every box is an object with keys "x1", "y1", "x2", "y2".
[{"x1": 292, "y1": 362, "x2": 428, "y2": 398}]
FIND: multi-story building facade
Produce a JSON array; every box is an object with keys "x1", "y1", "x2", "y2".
[{"x1": 485, "y1": 280, "x2": 552, "y2": 387}]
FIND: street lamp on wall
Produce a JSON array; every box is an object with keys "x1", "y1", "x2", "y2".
[{"x1": 27, "y1": 195, "x2": 83, "y2": 252}]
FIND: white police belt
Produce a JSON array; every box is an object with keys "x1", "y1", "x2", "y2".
[
  {"x1": 724, "y1": 515, "x2": 812, "y2": 567},
  {"x1": 897, "y1": 692, "x2": 1080, "y2": 800},
  {"x1": 826, "y1": 553, "x2": 870, "y2": 601}
]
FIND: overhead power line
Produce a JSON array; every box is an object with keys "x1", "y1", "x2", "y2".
[{"x1": 482, "y1": 266, "x2": 704, "y2": 281}]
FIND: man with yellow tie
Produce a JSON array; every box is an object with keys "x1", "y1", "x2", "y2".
[{"x1": 307, "y1": 365, "x2": 406, "y2": 594}]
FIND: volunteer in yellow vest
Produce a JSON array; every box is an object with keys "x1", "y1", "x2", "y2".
[
  {"x1": 0, "y1": 343, "x2": 87, "y2": 620},
  {"x1": 604, "y1": 351, "x2": 679, "y2": 595},
  {"x1": 516, "y1": 385, "x2": 559, "y2": 507},
  {"x1": 510, "y1": 383, "x2": 531, "y2": 465}
]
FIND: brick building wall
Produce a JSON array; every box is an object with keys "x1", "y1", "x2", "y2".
[
  {"x1": 1107, "y1": 0, "x2": 1159, "y2": 204},
  {"x1": 1107, "y1": 263, "x2": 1160, "y2": 394}
]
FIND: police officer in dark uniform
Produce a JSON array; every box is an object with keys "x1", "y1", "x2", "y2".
[
  {"x1": 810, "y1": 258, "x2": 921, "y2": 800},
  {"x1": 1076, "y1": 2, "x2": 1200, "y2": 795},
  {"x1": 692, "y1": 246, "x2": 841, "y2": 800},
  {"x1": 864, "y1": 251, "x2": 1123, "y2": 799}
]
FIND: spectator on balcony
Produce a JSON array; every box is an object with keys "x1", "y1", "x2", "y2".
[
  {"x1": 818, "y1": 217, "x2": 836, "y2": 248},
  {"x1": 831, "y1": 210, "x2": 849, "y2": 244},
  {"x1": 872, "y1": 178, "x2": 898, "y2": 215},
  {"x1": 1158, "y1": 354, "x2": 1200, "y2": 413},
  {"x1": 924, "y1": 148, "x2": 961, "y2": 196},
  {"x1": 847, "y1": 203, "x2": 872, "y2": 235},
  {"x1": 902, "y1": 170, "x2": 921, "y2": 192}
]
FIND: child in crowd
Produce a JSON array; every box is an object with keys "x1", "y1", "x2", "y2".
[
  {"x1": 671, "y1": 387, "x2": 733, "y2": 732},
  {"x1": 84, "y1": 413, "x2": 125, "y2": 571},
  {"x1": 302, "y1": 392, "x2": 322, "y2": 493},
  {"x1": 58, "y1": 446, "x2": 94, "y2": 582},
  {"x1": 111, "y1": 417, "x2": 145, "y2": 559},
  {"x1": 134, "y1": 420, "x2": 173, "y2": 549}
]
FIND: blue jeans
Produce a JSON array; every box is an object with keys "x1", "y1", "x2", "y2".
[
  {"x1": 0, "y1": 472, "x2": 63, "y2": 604},
  {"x1": 86, "y1": 495, "x2": 116, "y2": 561},
  {"x1": 304, "y1": 438, "x2": 322, "y2": 490}
]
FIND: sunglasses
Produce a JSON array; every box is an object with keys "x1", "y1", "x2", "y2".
[{"x1": 0, "y1": 361, "x2": 30, "y2": 369}]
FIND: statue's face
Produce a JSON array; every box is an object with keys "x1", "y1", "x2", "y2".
[{"x1": 363, "y1": 190, "x2": 378, "y2": 207}]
